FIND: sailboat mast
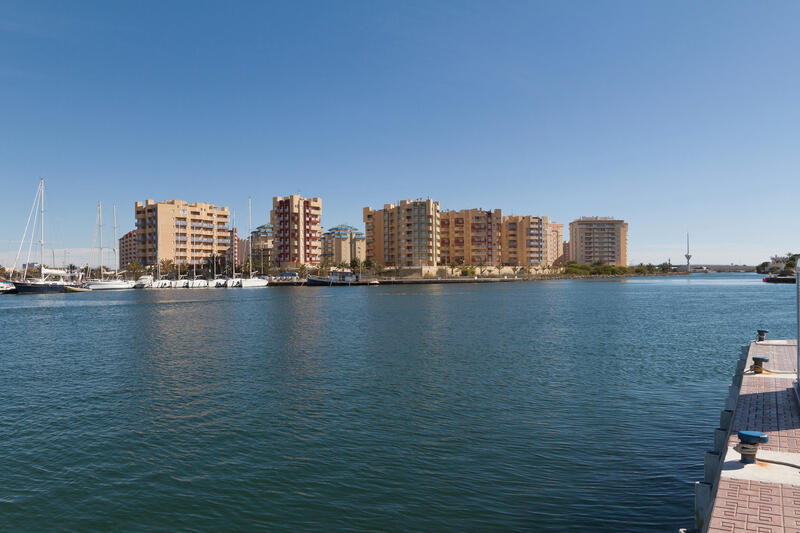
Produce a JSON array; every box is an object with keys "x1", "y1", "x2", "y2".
[
  {"x1": 98, "y1": 201, "x2": 103, "y2": 279},
  {"x1": 40, "y1": 179, "x2": 45, "y2": 281},
  {"x1": 232, "y1": 209, "x2": 236, "y2": 278},
  {"x1": 113, "y1": 203, "x2": 118, "y2": 277},
  {"x1": 248, "y1": 197, "x2": 253, "y2": 278}
]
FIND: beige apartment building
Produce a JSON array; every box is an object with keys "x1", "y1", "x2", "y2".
[
  {"x1": 135, "y1": 199, "x2": 231, "y2": 266},
  {"x1": 498, "y1": 216, "x2": 564, "y2": 267},
  {"x1": 568, "y1": 217, "x2": 628, "y2": 265},
  {"x1": 250, "y1": 224, "x2": 274, "y2": 268},
  {"x1": 548, "y1": 223, "x2": 565, "y2": 265},
  {"x1": 363, "y1": 198, "x2": 440, "y2": 267},
  {"x1": 499, "y1": 216, "x2": 543, "y2": 266},
  {"x1": 321, "y1": 224, "x2": 366, "y2": 265},
  {"x1": 440, "y1": 209, "x2": 503, "y2": 265},
  {"x1": 118, "y1": 229, "x2": 137, "y2": 269},
  {"x1": 271, "y1": 195, "x2": 322, "y2": 267}
]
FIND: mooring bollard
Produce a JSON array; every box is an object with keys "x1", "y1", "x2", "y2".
[
  {"x1": 734, "y1": 431, "x2": 768, "y2": 463},
  {"x1": 757, "y1": 329, "x2": 768, "y2": 341},
  {"x1": 752, "y1": 356, "x2": 770, "y2": 374}
]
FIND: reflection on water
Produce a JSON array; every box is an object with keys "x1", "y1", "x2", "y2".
[{"x1": 0, "y1": 273, "x2": 795, "y2": 532}]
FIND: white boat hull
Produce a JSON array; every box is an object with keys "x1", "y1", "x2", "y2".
[
  {"x1": 134, "y1": 275, "x2": 154, "y2": 288},
  {"x1": 153, "y1": 279, "x2": 173, "y2": 288},
  {"x1": 188, "y1": 279, "x2": 209, "y2": 288},
  {"x1": 226, "y1": 278, "x2": 242, "y2": 287},
  {"x1": 86, "y1": 280, "x2": 134, "y2": 290},
  {"x1": 240, "y1": 278, "x2": 268, "y2": 288}
]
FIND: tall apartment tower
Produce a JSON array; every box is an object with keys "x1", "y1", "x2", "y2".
[
  {"x1": 250, "y1": 224, "x2": 274, "y2": 268},
  {"x1": 135, "y1": 199, "x2": 231, "y2": 266},
  {"x1": 499, "y1": 216, "x2": 564, "y2": 267},
  {"x1": 363, "y1": 198, "x2": 440, "y2": 267},
  {"x1": 547, "y1": 222, "x2": 565, "y2": 265},
  {"x1": 321, "y1": 224, "x2": 366, "y2": 266},
  {"x1": 439, "y1": 209, "x2": 503, "y2": 265},
  {"x1": 118, "y1": 229, "x2": 137, "y2": 269},
  {"x1": 568, "y1": 217, "x2": 628, "y2": 266},
  {"x1": 500, "y1": 215, "x2": 545, "y2": 266},
  {"x1": 271, "y1": 195, "x2": 322, "y2": 268}
]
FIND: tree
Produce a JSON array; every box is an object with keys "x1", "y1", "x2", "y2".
[
  {"x1": 298, "y1": 264, "x2": 308, "y2": 279},
  {"x1": 160, "y1": 259, "x2": 174, "y2": 276},
  {"x1": 448, "y1": 261, "x2": 458, "y2": 277},
  {"x1": 476, "y1": 261, "x2": 486, "y2": 276},
  {"x1": 350, "y1": 258, "x2": 361, "y2": 272},
  {"x1": 126, "y1": 260, "x2": 144, "y2": 279}
]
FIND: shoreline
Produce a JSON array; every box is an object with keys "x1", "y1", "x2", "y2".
[{"x1": 370, "y1": 271, "x2": 691, "y2": 285}]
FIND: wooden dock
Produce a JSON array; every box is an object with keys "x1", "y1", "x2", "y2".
[{"x1": 694, "y1": 339, "x2": 800, "y2": 532}]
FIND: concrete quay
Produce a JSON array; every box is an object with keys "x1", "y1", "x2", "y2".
[{"x1": 691, "y1": 338, "x2": 800, "y2": 532}]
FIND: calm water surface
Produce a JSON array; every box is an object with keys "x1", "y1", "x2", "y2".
[{"x1": 0, "y1": 273, "x2": 795, "y2": 531}]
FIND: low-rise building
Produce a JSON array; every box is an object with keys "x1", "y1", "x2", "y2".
[{"x1": 322, "y1": 224, "x2": 366, "y2": 266}]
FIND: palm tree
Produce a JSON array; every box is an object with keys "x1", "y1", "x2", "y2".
[
  {"x1": 126, "y1": 260, "x2": 144, "y2": 279},
  {"x1": 476, "y1": 261, "x2": 486, "y2": 277},
  {"x1": 298, "y1": 264, "x2": 308, "y2": 279},
  {"x1": 350, "y1": 258, "x2": 361, "y2": 272},
  {"x1": 448, "y1": 261, "x2": 458, "y2": 277},
  {"x1": 160, "y1": 259, "x2": 175, "y2": 277}
]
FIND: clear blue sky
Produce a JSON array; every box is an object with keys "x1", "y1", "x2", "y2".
[{"x1": 1, "y1": 1, "x2": 798, "y2": 266}]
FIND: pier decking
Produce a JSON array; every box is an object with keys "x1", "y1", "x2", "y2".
[{"x1": 698, "y1": 339, "x2": 800, "y2": 532}]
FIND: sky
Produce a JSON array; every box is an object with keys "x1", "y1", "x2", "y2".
[{"x1": 1, "y1": 0, "x2": 798, "y2": 267}]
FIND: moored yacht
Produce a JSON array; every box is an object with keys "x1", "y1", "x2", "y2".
[
  {"x1": 0, "y1": 280, "x2": 16, "y2": 293},
  {"x1": 239, "y1": 197, "x2": 268, "y2": 288},
  {"x1": 85, "y1": 202, "x2": 134, "y2": 290},
  {"x1": 134, "y1": 275, "x2": 154, "y2": 288},
  {"x1": 86, "y1": 279, "x2": 135, "y2": 290},
  {"x1": 12, "y1": 180, "x2": 68, "y2": 294}
]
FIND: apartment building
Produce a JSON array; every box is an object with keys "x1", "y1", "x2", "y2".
[
  {"x1": 250, "y1": 224, "x2": 274, "y2": 268},
  {"x1": 270, "y1": 195, "x2": 322, "y2": 267},
  {"x1": 363, "y1": 198, "x2": 440, "y2": 267},
  {"x1": 568, "y1": 217, "x2": 628, "y2": 265},
  {"x1": 118, "y1": 229, "x2": 137, "y2": 269},
  {"x1": 498, "y1": 216, "x2": 564, "y2": 267},
  {"x1": 134, "y1": 199, "x2": 231, "y2": 266},
  {"x1": 548, "y1": 223, "x2": 565, "y2": 265},
  {"x1": 439, "y1": 209, "x2": 503, "y2": 265},
  {"x1": 321, "y1": 224, "x2": 366, "y2": 265},
  {"x1": 500, "y1": 215, "x2": 544, "y2": 266}
]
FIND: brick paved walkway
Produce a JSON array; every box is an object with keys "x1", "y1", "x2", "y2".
[{"x1": 708, "y1": 341, "x2": 800, "y2": 533}]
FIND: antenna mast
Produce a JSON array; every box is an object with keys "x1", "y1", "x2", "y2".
[{"x1": 685, "y1": 233, "x2": 692, "y2": 274}]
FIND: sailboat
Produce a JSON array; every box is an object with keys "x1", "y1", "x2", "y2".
[
  {"x1": 12, "y1": 179, "x2": 67, "y2": 294},
  {"x1": 226, "y1": 209, "x2": 243, "y2": 287},
  {"x1": 85, "y1": 202, "x2": 134, "y2": 290},
  {"x1": 240, "y1": 198, "x2": 268, "y2": 288}
]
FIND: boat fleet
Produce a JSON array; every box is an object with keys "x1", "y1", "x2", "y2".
[{"x1": 4, "y1": 180, "x2": 271, "y2": 294}]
